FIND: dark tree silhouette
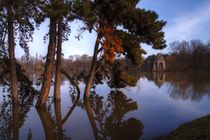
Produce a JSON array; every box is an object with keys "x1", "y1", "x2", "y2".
[
  {"x1": 84, "y1": 90, "x2": 143, "y2": 140},
  {"x1": 0, "y1": 83, "x2": 36, "y2": 140},
  {"x1": 0, "y1": 0, "x2": 42, "y2": 104}
]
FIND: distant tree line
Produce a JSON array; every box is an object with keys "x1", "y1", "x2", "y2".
[
  {"x1": 167, "y1": 40, "x2": 210, "y2": 72},
  {"x1": 142, "y1": 39, "x2": 210, "y2": 72},
  {"x1": 17, "y1": 54, "x2": 142, "y2": 88},
  {"x1": 18, "y1": 54, "x2": 92, "y2": 76}
]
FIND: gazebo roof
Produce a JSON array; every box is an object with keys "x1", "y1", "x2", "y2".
[{"x1": 154, "y1": 54, "x2": 165, "y2": 61}]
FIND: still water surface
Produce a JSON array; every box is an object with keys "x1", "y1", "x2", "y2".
[{"x1": 1, "y1": 72, "x2": 210, "y2": 140}]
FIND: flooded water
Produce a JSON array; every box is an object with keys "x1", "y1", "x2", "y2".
[{"x1": 1, "y1": 72, "x2": 210, "y2": 140}]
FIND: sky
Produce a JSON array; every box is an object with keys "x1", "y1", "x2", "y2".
[{"x1": 15, "y1": 0, "x2": 210, "y2": 58}]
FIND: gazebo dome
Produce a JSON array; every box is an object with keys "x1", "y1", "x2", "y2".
[{"x1": 154, "y1": 54, "x2": 164, "y2": 62}]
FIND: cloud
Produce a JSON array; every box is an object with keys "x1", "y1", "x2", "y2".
[{"x1": 165, "y1": 2, "x2": 210, "y2": 43}]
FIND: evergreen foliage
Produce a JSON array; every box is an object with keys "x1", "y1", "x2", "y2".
[
  {"x1": 0, "y1": 0, "x2": 43, "y2": 57},
  {"x1": 74, "y1": 0, "x2": 166, "y2": 64}
]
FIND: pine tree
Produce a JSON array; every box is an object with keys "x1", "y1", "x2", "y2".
[
  {"x1": 74, "y1": 0, "x2": 166, "y2": 99},
  {"x1": 36, "y1": 0, "x2": 72, "y2": 108},
  {"x1": 0, "y1": 0, "x2": 42, "y2": 104}
]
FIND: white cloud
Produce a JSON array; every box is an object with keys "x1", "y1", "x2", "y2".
[{"x1": 165, "y1": 2, "x2": 210, "y2": 42}]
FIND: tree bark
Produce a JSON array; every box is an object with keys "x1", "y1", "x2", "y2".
[
  {"x1": 54, "y1": 16, "x2": 62, "y2": 101},
  {"x1": 36, "y1": 17, "x2": 57, "y2": 108},
  {"x1": 84, "y1": 34, "x2": 101, "y2": 99},
  {"x1": 7, "y1": 4, "x2": 18, "y2": 104}
]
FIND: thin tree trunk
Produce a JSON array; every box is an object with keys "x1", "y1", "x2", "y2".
[
  {"x1": 54, "y1": 16, "x2": 62, "y2": 101},
  {"x1": 8, "y1": 4, "x2": 18, "y2": 104},
  {"x1": 36, "y1": 17, "x2": 57, "y2": 108},
  {"x1": 84, "y1": 34, "x2": 101, "y2": 99}
]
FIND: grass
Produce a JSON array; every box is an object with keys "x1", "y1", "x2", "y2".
[{"x1": 156, "y1": 115, "x2": 210, "y2": 140}]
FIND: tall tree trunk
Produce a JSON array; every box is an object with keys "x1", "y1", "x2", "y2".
[
  {"x1": 84, "y1": 34, "x2": 101, "y2": 99},
  {"x1": 7, "y1": 4, "x2": 18, "y2": 104},
  {"x1": 54, "y1": 16, "x2": 62, "y2": 101},
  {"x1": 36, "y1": 17, "x2": 57, "y2": 108}
]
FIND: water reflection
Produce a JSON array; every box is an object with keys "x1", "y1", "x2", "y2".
[
  {"x1": 167, "y1": 73, "x2": 210, "y2": 101},
  {"x1": 0, "y1": 86, "x2": 35, "y2": 140},
  {"x1": 36, "y1": 108, "x2": 56, "y2": 140},
  {"x1": 145, "y1": 72, "x2": 210, "y2": 101},
  {"x1": 1, "y1": 71, "x2": 210, "y2": 139},
  {"x1": 152, "y1": 72, "x2": 166, "y2": 88},
  {"x1": 85, "y1": 90, "x2": 143, "y2": 140},
  {"x1": 36, "y1": 90, "x2": 80, "y2": 140}
]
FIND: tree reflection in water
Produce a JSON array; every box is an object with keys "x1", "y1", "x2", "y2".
[
  {"x1": 0, "y1": 84, "x2": 35, "y2": 140},
  {"x1": 0, "y1": 79, "x2": 80, "y2": 140},
  {"x1": 167, "y1": 73, "x2": 210, "y2": 101},
  {"x1": 36, "y1": 89, "x2": 80, "y2": 140},
  {"x1": 84, "y1": 90, "x2": 143, "y2": 140},
  {"x1": 147, "y1": 72, "x2": 210, "y2": 101}
]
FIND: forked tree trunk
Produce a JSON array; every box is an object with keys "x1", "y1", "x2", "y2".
[
  {"x1": 54, "y1": 16, "x2": 62, "y2": 101},
  {"x1": 84, "y1": 34, "x2": 101, "y2": 99},
  {"x1": 8, "y1": 4, "x2": 18, "y2": 104},
  {"x1": 36, "y1": 17, "x2": 57, "y2": 108}
]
